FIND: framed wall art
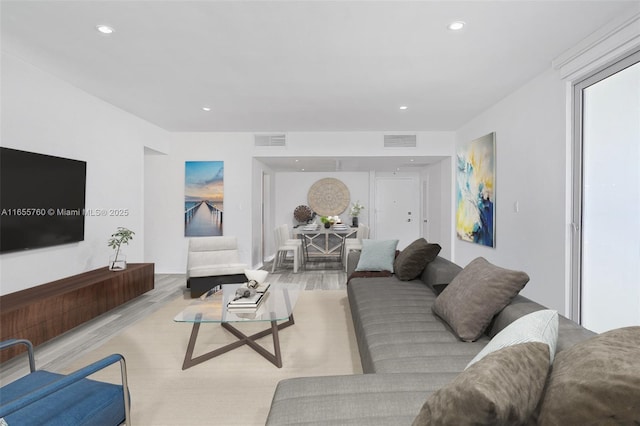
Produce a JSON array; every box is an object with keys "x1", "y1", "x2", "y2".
[
  {"x1": 456, "y1": 132, "x2": 495, "y2": 247},
  {"x1": 184, "y1": 161, "x2": 224, "y2": 237}
]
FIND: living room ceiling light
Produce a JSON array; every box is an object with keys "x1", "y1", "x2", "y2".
[
  {"x1": 448, "y1": 21, "x2": 465, "y2": 31},
  {"x1": 399, "y1": 105, "x2": 408, "y2": 110},
  {"x1": 96, "y1": 25, "x2": 114, "y2": 34},
  {"x1": 202, "y1": 106, "x2": 211, "y2": 111}
]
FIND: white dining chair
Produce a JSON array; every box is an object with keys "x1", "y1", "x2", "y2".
[
  {"x1": 280, "y1": 224, "x2": 306, "y2": 266},
  {"x1": 342, "y1": 224, "x2": 369, "y2": 271},
  {"x1": 272, "y1": 225, "x2": 304, "y2": 273}
]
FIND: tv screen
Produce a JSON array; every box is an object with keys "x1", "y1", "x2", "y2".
[{"x1": 0, "y1": 147, "x2": 86, "y2": 253}]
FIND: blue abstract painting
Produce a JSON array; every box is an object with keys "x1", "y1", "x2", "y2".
[{"x1": 456, "y1": 133, "x2": 495, "y2": 247}]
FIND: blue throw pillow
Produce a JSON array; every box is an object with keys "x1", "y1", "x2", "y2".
[{"x1": 355, "y1": 239, "x2": 399, "y2": 272}]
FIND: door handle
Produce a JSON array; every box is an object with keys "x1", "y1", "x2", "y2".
[{"x1": 407, "y1": 218, "x2": 411, "y2": 222}]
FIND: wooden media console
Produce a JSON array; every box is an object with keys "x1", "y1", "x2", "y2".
[{"x1": 0, "y1": 263, "x2": 154, "y2": 361}]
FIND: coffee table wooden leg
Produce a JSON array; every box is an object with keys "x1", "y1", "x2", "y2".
[
  {"x1": 181, "y1": 314, "x2": 295, "y2": 370},
  {"x1": 271, "y1": 320, "x2": 282, "y2": 367},
  {"x1": 182, "y1": 321, "x2": 201, "y2": 370},
  {"x1": 182, "y1": 321, "x2": 246, "y2": 370}
]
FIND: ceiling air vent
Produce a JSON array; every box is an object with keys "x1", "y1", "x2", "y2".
[
  {"x1": 255, "y1": 134, "x2": 286, "y2": 147},
  {"x1": 384, "y1": 134, "x2": 417, "y2": 148}
]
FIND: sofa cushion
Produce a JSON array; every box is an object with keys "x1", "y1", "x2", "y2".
[
  {"x1": 266, "y1": 373, "x2": 459, "y2": 426},
  {"x1": 347, "y1": 278, "x2": 489, "y2": 374},
  {"x1": 188, "y1": 263, "x2": 248, "y2": 278},
  {"x1": 467, "y1": 309, "x2": 558, "y2": 367},
  {"x1": 535, "y1": 326, "x2": 640, "y2": 425},
  {"x1": 412, "y1": 342, "x2": 550, "y2": 426},
  {"x1": 432, "y1": 257, "x2": 529, "y2": 342},
  {"x1": 355, "y1": 239, "x2": 399, "y2": 272},
  {"x1": 419, "y1": 256, "x2": 462, "y2": 293},
  {"x1": 347, "y1": 270, "x2": 393, "y2": 284},
  {"x1": 394, "y1": 239, "x2": 441, "y2": 281},
  {"x1": 487, "y1": 295, "x2": 596, "y2": 353}
]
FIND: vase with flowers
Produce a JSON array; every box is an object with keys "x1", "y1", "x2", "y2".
[{"x1": 349, "y1": 201, "x2": 365, "y2": 227}]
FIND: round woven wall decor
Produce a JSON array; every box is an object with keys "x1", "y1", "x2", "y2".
[{"x1": 307, "y1": 178, "x2": 350, "y2": 216}]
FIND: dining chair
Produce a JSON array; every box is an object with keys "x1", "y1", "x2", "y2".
[
  {"x1": 280, "y1": 224, "x2": 307, "y2": 266},
  {"x1": 272, "y1": 225, "x2": 304, "y2": 273},
  {"x1": 342, "y1": 224, "x2": 369, "y2": 272}
]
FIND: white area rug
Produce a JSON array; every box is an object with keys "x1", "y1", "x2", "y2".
[{"x1": 62, "y1": 290, "x2": 361, "y2": 425}]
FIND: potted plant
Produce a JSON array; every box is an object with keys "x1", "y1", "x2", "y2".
[
  {"x1": 320, "y1": 216, "x2": 332, "y2": 229},
  {"x1": 349, "y1": 201, "x2": 365, "y2": 227},
  {"x1": 108, "y1": 227, "x2": 135, "y2": 271},
  {"x1": 320, "y1": 216, "x2": 340, "y2": 228}
]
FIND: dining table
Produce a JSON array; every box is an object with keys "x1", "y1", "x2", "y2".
[{"x1": 293, "y1": 223, "x2": 357, "y2": 260}]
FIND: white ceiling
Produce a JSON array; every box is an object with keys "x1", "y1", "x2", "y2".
[{"x1": 2, "y1": 0, "x2": 636, "y2": 135}]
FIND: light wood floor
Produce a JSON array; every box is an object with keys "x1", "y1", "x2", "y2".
[{"x1": 1, "y1": 260, "x2": 347, "y2": 383}]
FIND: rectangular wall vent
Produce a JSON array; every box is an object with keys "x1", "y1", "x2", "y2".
[
  {"x1": 384, "y1": 134, "x2": 417, "y2": 148},
  {"x1": 255, "y1": 134, "x2": 286, "y2": 147}
]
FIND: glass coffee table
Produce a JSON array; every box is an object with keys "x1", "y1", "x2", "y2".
[{"x1": 174, "y1": 283, "x2": 302, "y2": 370}]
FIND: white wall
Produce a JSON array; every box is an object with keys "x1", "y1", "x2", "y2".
[
  {"x1": 144, "y1": 133, "x2": 255, "y2": 273},
  {"x1": 0, "y1": 52, "x2": 169, "y2": 295},
  {"x1": 0, "y1": 47, "x2": 575, "y2": 316},
  {"x1": 145, "y1": 131, "x2": 455, "y2": 273},
  {"x1": 455, "y1": 68, "x2": 568, "y2": 313}
]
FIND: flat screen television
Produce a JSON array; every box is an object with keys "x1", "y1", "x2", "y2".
[{"x1": 0, "y1": 147, "x2": 86, "y2": 253}]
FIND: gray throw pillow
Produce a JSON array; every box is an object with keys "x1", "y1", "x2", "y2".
[
  {"x1": 432, "y1": 257, "x2": 529, "y2": 342},
  {"x1": 535, "y1": 326, "x2": 640, "y2": 425},
  {"x1": 355, "y1": 239, "x2": 399, "y2": 272},
  {"x1": 393, "y1": 238, "x2": 441, "y2": 281},
  {"x1": 413, "y1": 342, "x2": 550, "y2": 426}
]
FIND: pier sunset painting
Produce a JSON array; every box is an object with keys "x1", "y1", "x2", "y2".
[{"x1": 184, "y1": 161, "x2": 224, "y2": 237}]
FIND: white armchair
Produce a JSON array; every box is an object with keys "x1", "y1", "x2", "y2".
[{"x1": 187, "y1": 236, "x2": 248, "y2": 298}]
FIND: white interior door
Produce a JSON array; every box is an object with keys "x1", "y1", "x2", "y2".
[{"x1": 374, "y1": 175, "x2": 420, "y2": 250}]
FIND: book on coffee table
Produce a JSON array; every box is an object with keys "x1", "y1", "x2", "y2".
[
  {"x1": 255, "y1": 282, "x2": 270, "y2": 293},
  {"x1": 227, "y1": 290, "x2": 269, "y2": 311}
]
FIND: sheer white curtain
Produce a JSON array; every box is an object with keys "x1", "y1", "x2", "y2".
[{"x1": 581, "y1": 59, "x2": 640, "y2": 333}]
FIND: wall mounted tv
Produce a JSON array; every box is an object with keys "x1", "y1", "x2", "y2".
[{"x1": 0, "y1": 147, "x2": 87, "y2": 253}]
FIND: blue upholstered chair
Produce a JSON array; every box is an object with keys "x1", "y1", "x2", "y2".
[{"x1": 0, "y1": 339, "x2": 130, "y2": 425}]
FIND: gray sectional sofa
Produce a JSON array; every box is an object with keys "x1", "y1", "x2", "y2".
[{"x1": 266, "y1": 253, "x2": 596, "y2": 425}]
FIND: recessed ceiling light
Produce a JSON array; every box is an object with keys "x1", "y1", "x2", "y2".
[
  {"x1": 448, "y1": 21, "x2": 465, "y2": 31},
  {"x1": 96, "y1": 25, "x2": 114, "y2": 34},
  {"x1": 202, "y1": 106, "x2": 211, "y2": 111},
  {"x1": 301, "y1": 168, "x2": 305, "y2": 171},
  {"x1": 399, "y1": 105, "x2": 408, "y2": 110}
]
